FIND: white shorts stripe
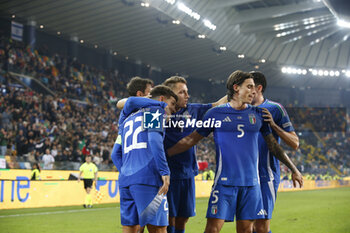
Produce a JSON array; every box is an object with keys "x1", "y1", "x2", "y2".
[
  {"x1": 212, "y1": 148, "x2": 223, "y2": 191},
  {"x1": 268, "y1": 180, "x2": 276, "y2": 204}
]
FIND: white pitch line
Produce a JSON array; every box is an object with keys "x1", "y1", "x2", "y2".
[{"x1": 0, "y1": 207, "x2": 118, "y2": 218}]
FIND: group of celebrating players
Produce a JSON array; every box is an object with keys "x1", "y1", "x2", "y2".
[{"x1": 110, "y1": 70, "x2": 304, "y2": 233}]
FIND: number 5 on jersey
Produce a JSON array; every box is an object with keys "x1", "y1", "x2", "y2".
[
  {"x1": 237, "y1": 124, "x2": 244, "y2": 138},
  {"x1": 211, "y1": 190, "x2": 219, "y2": 204}
]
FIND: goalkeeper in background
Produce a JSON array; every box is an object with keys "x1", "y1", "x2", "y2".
[{"x1": 78, "y1": 155, "x2": 98, "y2": 208}]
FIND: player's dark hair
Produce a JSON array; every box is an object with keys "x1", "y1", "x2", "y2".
[
  {"x1": 150, "y1": 85, "x2": 178, "y2": 102},
  {"x1": 126, "y1": 76, "x2": 154, "y2": 96},
  {"x1": 250, "y1": 71, "x2": 267, "y2": 93},
  {"x1": 226, "y1": 70, "x2": 253, "y2": 101},
  {"x1": 162, "y1": 76, "x2": 187, "y2": 90}
]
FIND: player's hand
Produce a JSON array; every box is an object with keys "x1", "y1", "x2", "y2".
[
  {"x1": 158, "y1": 175, "x2": 170, "y2": 195},
  {"x1": 78, "y1": 178, "x2": 80, "y2": 183},
  {"x1": 262, "y1": 108, "x2": 277, "y2": 128},
  {"x1": 292, "y1": 171, "x2": 303, "y2": 188}
]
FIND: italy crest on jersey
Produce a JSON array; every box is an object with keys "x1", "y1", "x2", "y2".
[
  {"x1": 249, "y1": 114, "x2": 256, "y2": 124},
  {"x1": 182, "y1": 110, "x2": 192, "y2": 120},
  {"x1": 211, "y1": 205, "x2": 218, "y2": 215}
]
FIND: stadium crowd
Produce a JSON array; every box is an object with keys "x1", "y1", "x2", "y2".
[
  {"x1": 279, "y1": 107, "x2": 350, "y2": 176},
  {"x1": 0, "y1": 82, "x2": 119, "y2": 169},
  {"x1": 0, "y1": 37, "x2": 127, "y2": 169},
  {"x1": 1, "y1": 36, "x2": 129, "y2": 103},
  {"x1": 0, "y1": 36, "x2": 349, "y2": 178},
  {"x1": 286, "y1": 107, "x2": 347, "y2": 132}
]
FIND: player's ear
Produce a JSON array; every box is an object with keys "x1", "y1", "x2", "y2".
[
  {"x1": 233, "y1": 84, "x2": 240, "y2": 92},
  {"x1": 257, "y1": 85, "x2": 263, "y2": 92},
  {"x1": 136, "y1": 90, "x2": 144, "y2": 97},
  {"x1": 158, "y1": 95, "x2": 165, "y2": 102}
]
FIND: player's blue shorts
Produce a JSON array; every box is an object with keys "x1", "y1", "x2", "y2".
[
  {"x1": 167, "y1": 177, "x2": 196, "y2": 218},
  {"x1": 119, "y1": 184, "x2": 169, "y2": 227},
  {"x1": 260, "y1": 180, "x2": 279, "y2": 219},
  {"x1": 206, "y1": 184, "x2": 265, "y2": 221}
]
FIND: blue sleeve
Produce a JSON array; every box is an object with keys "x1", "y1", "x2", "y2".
[
  {"x1": 148, "y1": 130, "x2": 170, "y2": 176},
  {"x1": 111, "y1": 135, "x2": 123, "y2": 171},
  {"x1": 189, "y1": 103, "x2": 212, "y2": 120},
  {"x1": 196, "y1": 108, "x2": 214, "y2": 137},
  {"x1": 119, "y1": 97, "x2": 167, "y2": 125},
  {"x1": 275, "y1": 106, "x2": 294, "y2": 132}
]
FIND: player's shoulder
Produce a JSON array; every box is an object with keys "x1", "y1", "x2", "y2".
[
  {"x1": 124, "y1": 97, "x2": 165, "y2": 116},
  {"x1": 145, "y1": 105, "x2": 166, "y2": 116},
  {"x1": 187, "y1": 103, "x2": 211, "y2": 109},
  {"x1": 209, "y1": 103, "x2": 228, "y2": 111},
  {"x1": 247, "y1": 104, "x2": 263, "y2": 113},
  {"x1": 122, "y1": 97, "x2": 143, "y2": 114},
  {"x1": 261, "y1": 99, "x2": 288, "y2": 116},
  {"x1": 203, "y1": 103, "x2": 230, "y2": 116},
  {"x1": 124, "y1": 108, "x2": 146, "y2": 121},
  {"x1": 216, "y1": 103, "x2": 228, "y2": 108}
]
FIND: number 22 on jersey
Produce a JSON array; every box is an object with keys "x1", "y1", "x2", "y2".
[{"x1": 124, "y1": 116, "x2": 147, "y2": 153}]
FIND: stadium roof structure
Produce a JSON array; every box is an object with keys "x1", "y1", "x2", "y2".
[{"x1": 1, "y1": 0, "x2": 350, "y2": 89}]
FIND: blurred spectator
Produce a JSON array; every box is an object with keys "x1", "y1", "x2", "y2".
[
  {"x1": 0, "y1": 128, "x2": 9, "y2": 155},
  {"x1": 42, "y1": 148, "x2": 55, "y2": 170},
  {"x1": 51, "y1": 145, "x2": 58, "y2": 157}
]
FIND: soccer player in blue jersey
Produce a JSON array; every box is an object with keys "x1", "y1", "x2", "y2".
[
  {"x1": 250, "y1": 71, "x2": 299, "y2": 233},
  {"x1": 115, "y1": 77, "x2": 157, "y2": 233},
  {"x1": 162, "y1": 76, "x2": 227, "y2": 233},
  {"x1": 117, "y1": 76, "x2": 154, "y2": 125},
  {"x1": 167, "y1": 71, "x2": 303, "y2": 233},
  {"x1": 111, "y1": 85, "x2": 177, "y2": 233}
]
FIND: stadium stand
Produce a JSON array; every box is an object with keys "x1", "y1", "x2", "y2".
[{"x1": 0, "y1": 36, "x2": 349, "y2": 181}]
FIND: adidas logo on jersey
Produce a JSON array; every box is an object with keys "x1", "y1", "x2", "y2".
[
  {"x1": 222, "y1": 116, "x2": 231, "y2": 122},
  {"x1": 257, "y1": 209, "x2": 267, "y2": 216}
]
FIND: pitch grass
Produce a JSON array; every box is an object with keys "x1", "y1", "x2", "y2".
[{"x1": 1, "y1": 187, "x2": 349, "y2": 233}]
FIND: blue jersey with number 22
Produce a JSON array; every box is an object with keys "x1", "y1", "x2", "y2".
[{"x1": 117, "y1": 106, "x2": 170, "y2": 188}]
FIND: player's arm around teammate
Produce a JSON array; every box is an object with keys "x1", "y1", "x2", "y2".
[
  {"x1": 167, "y1": 131, "x2": 204, "y2": 155},
  {"x1": 211, "y1": 95, "x2": 228, "y2": 108},
  {"x1": 263, "y1": 134, "x2": 303, "y2": 187},
  {"x1": 261, "y1": 108, "x2": 299, "y2": 149}
]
